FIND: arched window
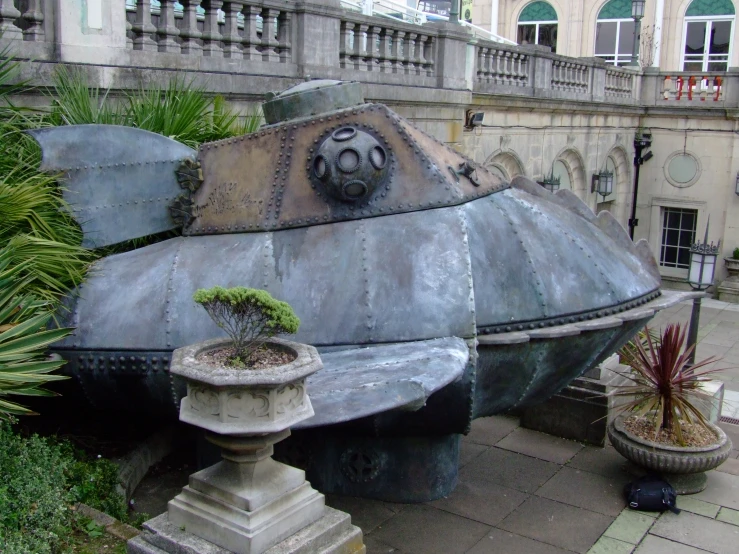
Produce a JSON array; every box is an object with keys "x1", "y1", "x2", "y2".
[
  {"x1": 682, "y1": 0, "x2": 735, "y2": 71},
  {"x1": 595, "y1": 0, "x2": 636, "y2": 66},
  {"x1": 517, "y1": 2, "x2": 558, "y2": 53}
]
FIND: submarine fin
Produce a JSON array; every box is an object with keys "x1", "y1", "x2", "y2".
[
  {"x1": 28, "y1": 125, "x2": 196, "y2": 248},
  {"x1": 634, "y1": 239, "x2": 662, "y2": 284},
  {"x1": 552, "y1": 189, "x2": 597, "y2": 222},
  {"x1": 595, "y1": 210, "x2": 633, "y2": 252}
]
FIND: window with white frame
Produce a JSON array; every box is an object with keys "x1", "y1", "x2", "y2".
[
  {"x1": 682, "y1": 0, "x2": 735, "y2": 72},
  {"x1": 517, "y1": 1, "x2": 558, "y2": 53},
  {"x1": 595, "y1": 0, "x2": 636, "y2": 66},
  {"x1": 660, "y1": 207, "x2": 697, "y2": 269}
]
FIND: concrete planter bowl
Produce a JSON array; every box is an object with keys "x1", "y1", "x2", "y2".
[
  {"x1": 608, "y1": 413, "x2": 733, "y2": 494},
  {"x1": 725, "y1": 257, "x2": 739, "y2": 278},
  {"x1": 169, "y1": 337, "x2": 323, "y2": 435}
]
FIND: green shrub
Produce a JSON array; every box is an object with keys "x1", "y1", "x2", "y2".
[
  {"x1": 733, "y1": 247, "x2": 739, "y2": 260},
  {"x1": 0, "y1": 423, "x2": 72, "y2": 554},
  {"x1": 64, "y1": 447, "x2": 128, "y2": 522},
  {"x1": 193, "y1": 287, "x2": 300, "y2": 366},
  {"x1": 0, "y1": 423, "x2": 135, "y2": 553}
]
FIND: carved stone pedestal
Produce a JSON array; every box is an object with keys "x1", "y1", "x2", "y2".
[
  {"x1": 718, "y1": 258, "x2": 739, "y2": 303},
  {"x1": 127, "y1": 337, "x2": 364, "y2": 554}
]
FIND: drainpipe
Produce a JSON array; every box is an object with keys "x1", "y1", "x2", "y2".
[{"x1": 653, "y1": 0, "x2": 665, "y2": 67}]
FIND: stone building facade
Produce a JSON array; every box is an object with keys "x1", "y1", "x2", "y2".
[{"x1": 1, "y1": 0, "x2": 738, "y2": 291}]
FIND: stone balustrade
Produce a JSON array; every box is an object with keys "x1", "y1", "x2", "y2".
[
  {"x1": 126, "y1": 0, "x2": 292, "y2": 62},
  {"x1": 339, "y1": 13, "x2": 436, "y2": 76},
  {"x1": 3, "y1": 0, "x2": 739, "y2": 113},
  {"x1": 661, "y1": 73, "x2": 724, "y2": 102},
  {"x1": 474, "y1": 41, "x2": 530, "y2": 92},
  {"x1": 605, "y1": 67, "x2": 635, "y2": 99},
  {"x1": 551, "y1": 59, "x2": 589, "y2": 94}
]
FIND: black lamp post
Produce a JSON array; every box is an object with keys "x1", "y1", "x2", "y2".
[
  {"x1": 626, "y1": 0, "x2": 645, "y2": 67},
  {"x1": 735, "y1": 172, "x2": 739, "y2": 195},
  {"x1": 591, "y1": 170, "x2": 614, "y2": 199},
  {"x1": 686, "y1": 219, "x2": 720, "y2": 365},
  {"x1": 449, "y1": 0, "x2": 459, "y2": 24}
]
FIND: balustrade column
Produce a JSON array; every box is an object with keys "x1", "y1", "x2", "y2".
[
  {"x1": 277, "y1": 11, "x2": 291, "y2": 63},
  {"x1": 222, "y1": 1, "x2": 244, "y2": 58},
  {"x1": 414, "y1": 34, "x2": 426, "y2": 76},
  {"x1": 180, "y1": 0, "x2": 203, "y2": 55},
  {"x1": 260, "y1": 8, "x2": 280, "y2": 62},
  {"x1": 391, "y1": 30, "x2": 404, "y2": 74},
  {"x1": 202, "y1": 0, "x2": 224, "y2": 57},
  {"x1": 157, "y1": 0, "x2": 180, "y2": 53},
  {"x1": 365, "y1": 25, "x2": 379, "y2": 71},
  {"x1": 339, "y1": 21, "x2": 352, "y2": 69},
  {"x1": 126, "y1": 18, "x2": 133, "y2": 48},
  {"x1": 353, "y1": 24, "x2": 367, "y2": 71},
  {"x1": 378, "y1": 28, "x2": 391, "y2": 72},
  {"x1": 423, "y1": 36, "x2": 434, "y2": 76},
  {"x1": 132, "y1": 0, "x2": 157, "y2": 51},
  {"x1": 21, "y1": 0, "x2": 44, "y2": 42},
  {"x1": 241, "y1": 4, "x2": 260, "y2": 60},
  {"x1": 404, "y1": 32, "x2": 416, "y2": 75},
  {"x1": 0, "y1": 0, "x2": 21, "y2": 40}
]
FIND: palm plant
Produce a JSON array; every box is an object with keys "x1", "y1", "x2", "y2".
[
  {"x1": 0, "y1": 246, "x2": 72, "y2": 421},
  {"x1": 615, "y1": 323, "x2": 722, "y2": 445}
]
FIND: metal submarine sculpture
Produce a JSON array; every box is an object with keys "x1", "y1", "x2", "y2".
[{"x1": 31, "y1": 80, "x2": 685, "y2": 501}]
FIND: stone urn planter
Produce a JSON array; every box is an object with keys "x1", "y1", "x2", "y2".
[
  {"x1": 128, "y1": 336, "x2": 364, "y2": 554},
  {"x1": 725, "y1": 257, "x2": 739, "y2": 278},
  {"x1": 608, "y1": 413, "x2": 733, "y2": 494},
  {"x1": 719, "y1": 257, "x2": 739, "y2": 302}
]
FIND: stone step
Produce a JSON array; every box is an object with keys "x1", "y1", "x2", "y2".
[{"x1": 127, "y1": 507, "x2": 364, "y2": 554}]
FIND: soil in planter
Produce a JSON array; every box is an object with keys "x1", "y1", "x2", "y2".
[
  {"x1": 198, "y1": 343, "x2": 296, "y2": 370},
  {"x1": 624, "y1": 415, "x2": 719, "y2": 447}
]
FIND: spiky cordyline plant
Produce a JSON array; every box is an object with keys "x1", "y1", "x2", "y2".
[{"x1": 615, "y1": 323, "x2": 722, "y2": 445}]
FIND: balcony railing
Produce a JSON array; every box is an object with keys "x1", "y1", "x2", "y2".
[{"x1": 2, "y1": 0, "x2": 738, "y2": 109}]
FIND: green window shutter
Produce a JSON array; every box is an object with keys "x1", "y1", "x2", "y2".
[
  {"x1": 686, "y1": 0, "x2": 736, "y2": 16},
  {"x1": 519, "y1": 1, "x2": 558, "y2": 22},
  {"x1": 597, "y1": 0, "x2": 633, "y2": 20}
]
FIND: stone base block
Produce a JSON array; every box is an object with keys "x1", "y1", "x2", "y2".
[
  {"x1": 718, "y1": 281, "x2": 739, "y2": 303},
  {"x1": 168, "y1": 481, "x2": 325, "y2": 554},
  {"x1": 127, "y1": 507, "x2": 365, "y2": 554},
  {"x1": 520, "y1": 363, "x2": 630, "y2": 447}
]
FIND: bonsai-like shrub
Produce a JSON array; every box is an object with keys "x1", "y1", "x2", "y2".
[
  {"x1": 733, "y1": 247, "x2": 739, "y2": 260},
  {"x1": 193, "y1": 286, "x2": 300, "y2": 365},
  {"x1": 616, "y1": 323, "x2": 721, "y2": 445}
]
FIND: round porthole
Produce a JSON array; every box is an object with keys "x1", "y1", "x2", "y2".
[
  {"x1": 665, "y1": 152, "x2": 701, "y2": 188},
  {"x1": 332, "y1": 127, "x2": 357, "y2": 142},
  {"x1": 337, "y1": 148, "x2": 361, "y2": 173},
  {"x1": 313, "y1": 155, "x2": 329, "y2": 180},
  {"x1": 369, "y1": 146, "x2": 387, "y2": 170},
  {"x1": 342, "y1": 180, "x2": 368, "y2": 199}
]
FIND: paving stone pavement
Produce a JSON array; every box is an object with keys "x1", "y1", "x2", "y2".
[
  {"x1": 329, "y1": 415, "x2": 739, "y2": 554},
  {"x1": 131, "y1": 297, "x2": 739, "y2": 553}
]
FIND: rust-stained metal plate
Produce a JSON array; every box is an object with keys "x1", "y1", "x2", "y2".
[{"x1": 185, "y1": 104, "x2": 507, "y2": 235}]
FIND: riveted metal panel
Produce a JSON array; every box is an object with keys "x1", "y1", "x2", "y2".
[
  {"x1": 468, "y1": 189, "x2": 660, "y2": 332},
  {"x1": 187, "y1": 104, "x2": 507, "y2": 235},
  {"x1": 65, "y1": 205, "x2": 475, "y2": 351},
  {"x1": 28, "y1": 125, "x2": 196, "y2": 248},
  {"x1": 54, "y1": 238, "x2": 179, "y2": 350},
  {"x1": 296, "y1": 337, "x2": 469, "y2": 429}
]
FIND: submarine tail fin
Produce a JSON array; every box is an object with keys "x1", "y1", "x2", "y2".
[
  {"x1": 28, "y1": 124, "x2": 197, "y2": 248},
  {"x1": 634, "y1": 239, "x2": 662, "y2": 284}
]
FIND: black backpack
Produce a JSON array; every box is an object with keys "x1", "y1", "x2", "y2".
[{"x1": 624, "y1": 475, "x2": 680, "y2": 514}]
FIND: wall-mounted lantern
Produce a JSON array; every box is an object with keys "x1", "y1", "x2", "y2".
[{"x1": 591, "y1": 170, "x2": 614, "y2": 199}]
